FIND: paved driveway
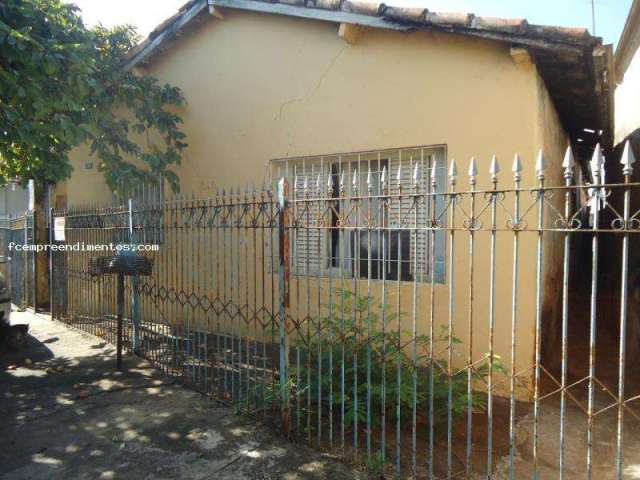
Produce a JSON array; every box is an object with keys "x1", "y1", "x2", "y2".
[{"x1": 0, "y1": 311, "x2": 358, "y2": 480}]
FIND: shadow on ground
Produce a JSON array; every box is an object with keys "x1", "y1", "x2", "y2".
[{"x1": 0, "y1": 312, "x2": 359, "y2": 480}]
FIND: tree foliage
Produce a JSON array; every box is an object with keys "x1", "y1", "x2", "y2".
[{"x1": 0, "y1": 0, "x2": 187, "y2": 195}]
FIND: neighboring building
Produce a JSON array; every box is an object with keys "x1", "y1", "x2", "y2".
[
  {"x1": 615, "y1": 0, "x2": 640, "y2": 145},
  {"x1": 60, "y1": 0, "x2": 613, "y2": 394},
  {"x1": 0, "y1": 185, "x2": 29, "y2": 217}
]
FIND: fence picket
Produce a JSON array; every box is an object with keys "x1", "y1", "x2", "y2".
[{"x1": 47, "y1": 143, "x2": 640, "y2": 479}]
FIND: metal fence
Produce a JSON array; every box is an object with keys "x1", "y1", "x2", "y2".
[
  {"x1": 0, "y1": 212, "x2": 35, "y2": 308},
  {"x1": 50, "y1": 143, "x2": 640, "y2": 479}
]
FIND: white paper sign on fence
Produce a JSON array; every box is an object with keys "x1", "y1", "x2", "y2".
[{"x1": 54, "y1": 217, "x2": 66, "y2": 242}]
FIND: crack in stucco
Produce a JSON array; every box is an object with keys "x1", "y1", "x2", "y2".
[{"x1": 276, "y1": 45, "x2": 347, "y2": 122}]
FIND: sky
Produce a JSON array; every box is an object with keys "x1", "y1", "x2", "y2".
[{"x1": 69, "y1": 0, "x2": 632, "y2": 47}]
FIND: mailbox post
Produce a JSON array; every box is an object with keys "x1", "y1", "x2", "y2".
[{"x1": 89, "y1": 250, "x2": 152, "y2": 370}]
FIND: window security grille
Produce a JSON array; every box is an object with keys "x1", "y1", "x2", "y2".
[{"x1": 271, "y1": 146, "x2": 447, "y2": 283}]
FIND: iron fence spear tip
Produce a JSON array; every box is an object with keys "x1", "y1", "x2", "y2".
[
  {"x1": 468, "y1": 157, "x2": 477, "y2": 177},
  {"x1": 512, "y1": 153, "x2": 522, "y2": 173},
  {"x1": 590, "y1": 143, "x2": 603, "y2": 176},
  {"x1": 448, "y1": 159, "x2": 457, "y2": 179},
  {"x1": 621, "y1": 140, "x2": 636, "y2": 175},
  {"x1": 562, "y1": 145, "x2": 575, "y2": 170},
  {"x1": 535, "y1": 149, "x2": 546, "y2": 175},
  {"x1": 489, "y1": 154, "x2": 500, "y2": 182},
  {"x1": 512, "y1": 154, "x2": 522, "y2": 182}
]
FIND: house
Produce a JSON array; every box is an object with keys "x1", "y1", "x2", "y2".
[
  {"x1": 615, "y1": 0, "x2": 640, "y2": 146},
  {"x1": 0, "y1": 185, "x2": 29, "y2": 218},
  {"x1": 57, "y1": 0, "x2": 613, "y2": 400},
  {"x1": 60, "y1": 0, "x2": 612, "y2": 204},
  {"x1": 606, "y1": 0, "x2": 640, "y2": 382}
]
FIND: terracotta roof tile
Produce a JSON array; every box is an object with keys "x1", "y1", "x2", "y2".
[
  {"x1": 313, "y1": 0, "x2": 341, "y2": 11},
  {"x1": 126, "y1": 0, "x2": 612, "y2": 150},
  {"x1": 527, "y1": 24, "x2": 591, "y2": 42},
  {"x1": 380, "y1": 5, "x2": 428, "y2": 24},
  {"x1": 424, "y1": 12, "x2": 472, "y2": 28},
  {"x1": 163, "y1": 0, "x2": 600, "y2": 46},
  {"x1": 341, "y1": 0, "x2": 383, "y2": 16},
  {"x1": 469, "y1": 16, "x2": 528, "y2": 34}
]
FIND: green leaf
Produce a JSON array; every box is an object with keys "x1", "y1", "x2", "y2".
[{"x1": 0, "y1": 0, "x2": 186, "y2": 190}]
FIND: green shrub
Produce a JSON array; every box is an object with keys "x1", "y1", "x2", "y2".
[{"x1": 290, "y1": 290, "x2": 504, "y2": 428}]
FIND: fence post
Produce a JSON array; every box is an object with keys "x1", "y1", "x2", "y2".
[
  {"x1": 277, "y1": 177, "x2": 291, "y2": 435},
  {"x1": 116, "y1": 272, "x2": 125, "y2": 370},
  {"x1": 29, "y1": 210, "x2": 36, "y2": 309},
  {"x1": 48, "y1": 207, "x2": 54, "y2": 319},
  {"x1": 23, "y1": 210, "x2": 28, "y2": 309},
  {"x1": 129, "y1": 198, "x2": 141, "y2": 354}
]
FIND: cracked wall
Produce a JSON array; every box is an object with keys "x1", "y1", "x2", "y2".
[{"x1": 64, "y1": 7, "x2": 543, "y2": 202}]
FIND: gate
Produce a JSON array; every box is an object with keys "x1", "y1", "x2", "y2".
[
  {"x1": 50, "y1": 143, "x2": 640, "y2": 479},
  {"x1": 0, "y1": 212, "x2": 36, "y2": 308}
]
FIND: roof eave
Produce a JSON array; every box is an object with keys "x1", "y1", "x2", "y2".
[
  {"x1": 123, "y1": 0, "x2": 613, "y2": 152},
  {"x1": 615, "y1": 0, "x2": 640, "y2": 82},
  {"x1": 124, "y1": 0, "x2": 209, "y2": 71}
]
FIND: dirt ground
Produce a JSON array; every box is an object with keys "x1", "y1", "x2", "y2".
[{"x1": 0, "y1": 310, "x2": 360, "y2": 480}]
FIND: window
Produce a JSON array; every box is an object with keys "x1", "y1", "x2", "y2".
[{"x1": 271, "y1": 146, "x2": 446, "y2": 283}]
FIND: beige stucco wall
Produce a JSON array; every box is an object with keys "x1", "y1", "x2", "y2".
[
  {"x1": 64, "y1": 10, "x2": 543, "y2": 202},
  {"x1": 616, "y1": 43, "x2": 640, "y2": 144},
  {"x1": 534, "y1": 70, "x2": 570, "y2": 366},
  {"x1": 62, "y1": 9, "x2": 570, "y2": 399},
  {"x1": 58, "y1": 144, "x2": 112, "y2": 208}
]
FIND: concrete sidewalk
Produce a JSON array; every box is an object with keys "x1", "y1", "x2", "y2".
[{"x1": 0, "y1": 311, "x2": 359, "y2": 480}]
